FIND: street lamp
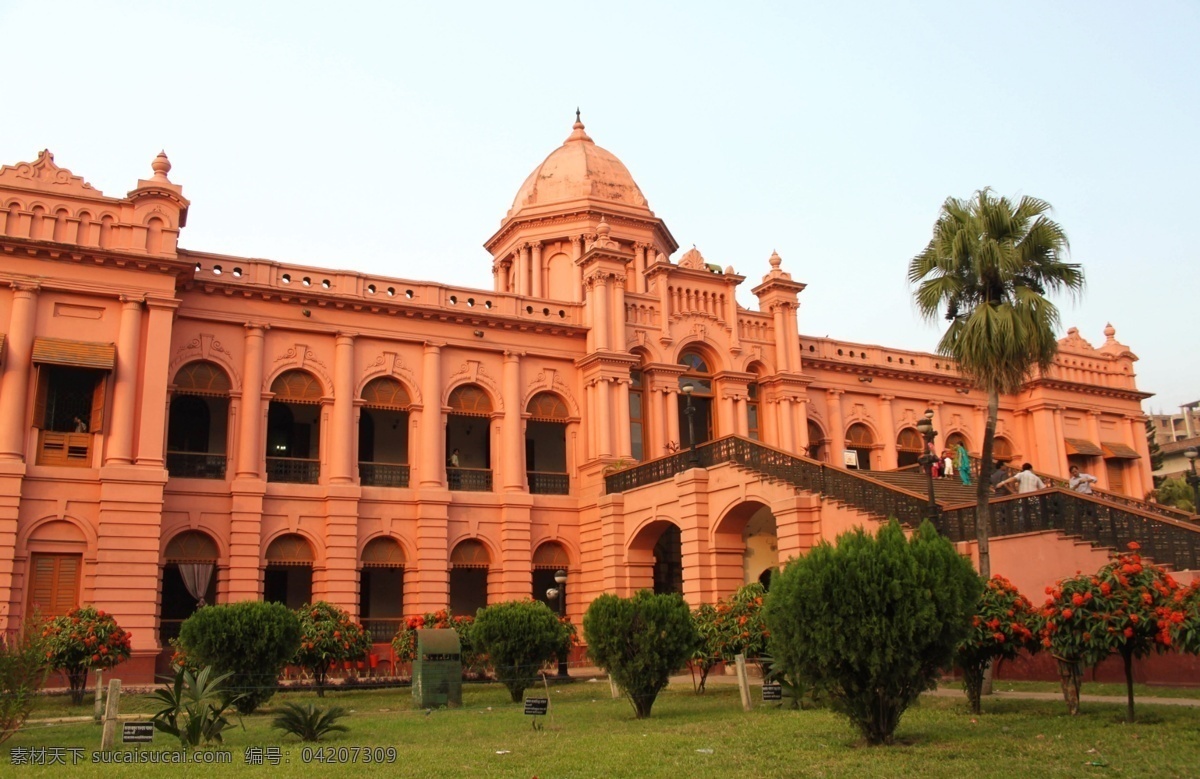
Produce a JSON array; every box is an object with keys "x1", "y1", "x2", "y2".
[
  {"x1": 1185, "y1": 448, "x2": 1200, "y2": 515},
  {"x1": 547, "y1": 568, "x2": 569, "y2": 679},
  {"x1": 682, "y1": 383, "x2": 698, "y2": 466},
  {"x1": 915, "y1": 409, "x2": 940, "y2": 523}
]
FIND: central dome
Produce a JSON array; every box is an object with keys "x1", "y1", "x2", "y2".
[{"x1": 508, "y1": 116, "x2": 649, "y2": 217}]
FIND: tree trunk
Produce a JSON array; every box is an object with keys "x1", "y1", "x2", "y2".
[
  {"x1": 68, "y1": 668, "x2": 88, "y2": 706},
  {"x1": 1056, "y1": 658, "x2": 1082, "y2": 715},
  {"x1": 1122, "y1": 646, "x2": 1136, "y2": 723},
  {"x1": 314, "y1": 664, "x2": 327, "y2": 698},
  {"x1": 962, "y1": 660, "x2": 985, "y2": 714},
  {"x1": 975, "y1": 390, "x2": 1000, "y2": 580}
]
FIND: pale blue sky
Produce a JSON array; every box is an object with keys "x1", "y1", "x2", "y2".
[{"x1": 3, "y1": 1, "x2": 1196, "y2": 409}]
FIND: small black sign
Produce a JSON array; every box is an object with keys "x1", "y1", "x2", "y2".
[
  {"x1": 761, "y1": 683, "x2": 783, "y2": 701},
  {"x1": 122, "y1": 722, "x2": 154, "y2": 743},
  {"x1": 524, "y1": 697, "x2": 549, "y2": 716}
]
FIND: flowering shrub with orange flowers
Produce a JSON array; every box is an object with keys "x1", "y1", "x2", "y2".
[
  {"x1": 955, "y1": 575, "x2": 1039, "y2": 714},
  {"x1": 42, "y1": 606, "x2": 132, "y2": 705},
  {"x1": 690, "y1": 583, "x2": 768, "y2": 693},
  {"x1": 1039, "y1": 542, "x2": 1178, "y2": 720},
  {"x1": 293, "y1": 602, "x2": 371, "y2": 697},
  {"x1": 1162, "y1": 581, "x2": 1200, "y2": 655},
  {"x1": 390, "y1": 609, "x2": 487, "y2": 677}
]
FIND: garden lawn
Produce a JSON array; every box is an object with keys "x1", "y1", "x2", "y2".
[{"x1": 7, "y1": 682, "x2": 1200, "y2": 778}]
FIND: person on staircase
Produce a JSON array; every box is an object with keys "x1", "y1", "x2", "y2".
[
  {"x1": 1068, "y1": 465, "x2": 1098, "y2": 495},
  {"x1": 955, "y1": 442, "x2": 972, "y2": 486}
]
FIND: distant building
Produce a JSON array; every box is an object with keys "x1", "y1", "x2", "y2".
[
  {"x1": 0, "y1": 119, "x2": 1167, "y2": 681},
  {"x1": 1149, "y1": 404, "x2": 1200, "y2": 446}
]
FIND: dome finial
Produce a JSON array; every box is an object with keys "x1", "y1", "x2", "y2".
[
  {"x1": 1104, "y1": 322, "x2": 1116, "y2": 340},
  {"x1": 566, "y1": 109, "x2": 592, "y2": 143},
  {"x1": 769, "y1": 250, "x2": 782, "y2": 269},
  {"x1": 151, "y1": 150, "x2": 172, "y2": 182}
]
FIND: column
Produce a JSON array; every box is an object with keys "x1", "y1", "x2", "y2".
[
  {"x1": 502, "y1": 352, "x2": 525, "y2": 491},
  {"x1": 235, "y1": 324, "x2": 266, "y2": 478},
  {"x1": 878, "y1": 396, "x2": 896, "y2": 468},
  {"x1": 134, "y1": 299, "x2": 179, "y2": 467},
  {"x1": 517, "y1": 244, "x2": 530, "y2": 296},
  {"x1": 734, "y1": 397, "x2": 748, "y2": 437},
  {"x1": 1052, "y1": 407, "x2": 1068, "y2": 476},
  {"x1": 612, "y1": 275, "x2": 626, "y2": 352},
  {"x1": 827, "y1": 390, "x2": 845, "y2": 464},
  {"x1": 717, "y1": 393, "x2": 733, "y2": 437},
  {"x1": 419, "y1": 343, "x2": 444, "y2": 488},
  {"x1": 727, "y1": 286, "x2": 740, "y2": 352},
  {"x1": 0, "y1": 284, "x2": 38, "y2": 460},
  {"x1": 779, "y1": 397, "x2": 795, "y2": 452},
  {"x1": 596, "y1": 378, "x2": 612, "y2": 457},
  {"x1": 648, "y1": 383, "x2": 665, "y2": 457},
  {"x1": 530, "y1": 242, "x2": 543, "y2": 299},
  {"x1": 330, "y1": 333, "x2": 356, "y2": 483},
  {"x1": 106, "y1": 297, "x2": 143, "y2": 465},
  {"x1": 795, "y1": 399, "x2": 810, "y2": 452},
  {"x1": 615, "y1": 378, "x2": 632, "y2": 458},
  {"x1": 585, "y1": 382, "x2": 596, "y2": 460},
  {"x1": 571, "y1": 236, "x2": 584, "y2": 302},
  {"x1": 593, "y1": 275, "x2": 611, "y2": 351},
  {"x1": 633, "y1": 244, "x2": 647, "y2": 293},
  {"x1": 784, "y1": 303, "x2": 803, "y2": 373},
  {"x1": 1088, "y1": 412, "x2": 1109, "y2": 489},
  {"x1": 657, "y1": 267, "x2": 671, "y2": 342},
  {"x1": 1128, "y1": 416, "x2": 1153, "y2": 497},
  {"x1": 666, "y1": 389, "x2": 680, "y2": 453},
  {"x1": 772, "y1": 305, "x2": 790, "y2": 372}
]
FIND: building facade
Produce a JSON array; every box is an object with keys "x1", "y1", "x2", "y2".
[{"x1": 0, "y1": 120, "x2": 1159, "y2": 680}]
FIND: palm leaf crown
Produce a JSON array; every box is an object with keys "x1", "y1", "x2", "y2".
[{"x1": 908, "y1": 188, "x2": 1084, "y2": 394}]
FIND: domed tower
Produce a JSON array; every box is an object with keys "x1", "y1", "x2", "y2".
[{"x1": 484, "y1": 113, "x2": 678, "y2": 301}]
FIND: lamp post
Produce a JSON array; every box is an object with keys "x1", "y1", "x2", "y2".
[
  {"x1": 916, "y1": 409, "x2": 940, "y2": 523},
  {"x1": 682, "y1": 383, "x2": 698, "y2": 466},
  {"x1": 547, "y1": 568, "x2": 569, "y2": 679},
  {"x1": 1185, "y1": 448, "x2": 1200, "y2": 515}
]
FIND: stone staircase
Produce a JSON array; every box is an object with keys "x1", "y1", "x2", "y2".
[{"x1": 864, "y1": 470, "x2": 980, "y2": 507}]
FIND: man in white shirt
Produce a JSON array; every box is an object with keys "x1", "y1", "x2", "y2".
[
  {"x1": 1068, "y1": 465, "x2": 1098, "y2": 495},
  {"x1": 999, "y1": 463, "x2": 1046, "y2": 494}
]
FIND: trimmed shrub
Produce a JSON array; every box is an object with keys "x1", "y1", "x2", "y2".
[
  {"x1": 42, "y1": 606, "x2": 132, "y2": 705},
  {"x1": 294, "y1": 602, "x2": 371, "y2": 697},
  {"x1": 764, "y1": 520, "x2": 980, "y2": 745},
  {"x1": 1, "y1": 616, "x2": 50, "y2": 743},
  {"x1": 955, "y1": 575, "x2": 1039, "y2": 714},
  {"x1": 471, "y1": 600, "x2": 567, "y2": 702},
  {"x1": 583, "y1": 590, "x2": 699, "y2": 719},
  {"x1": 179, "y1": 601, "x2": 301, "y2": 714}
]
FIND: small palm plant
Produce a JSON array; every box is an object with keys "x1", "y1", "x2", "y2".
[
  {"x1": 151, "y1": 665, "x2": 242, "y2": 748},
  {"x1": 271, "y1": 702, "x2": 350, "y2": 742}
]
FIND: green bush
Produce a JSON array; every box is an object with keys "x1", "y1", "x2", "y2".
[
  {"x1": 764, "y1": 520, "x2": 980, "y2": 745},
  {"x1": 0, "y1": 616, "x2": 50, "y2": 743},
  {"x1": 272, "y1": 702, "x2": 349, "y2": 742},
  {"x1": 471, "y1": 600, "x2": 567, "y2": 702},
  {"x1": 150, "y1": 665, "x2": 242, "y2": 748},
  {"x1": 294, "y1": 602, "x2": 371, "y2": 697},
  {"x1": 583, "y1": 590, "x2": 699, "y2": 719},
  {"x1": 42, "y1": 606, "x2": 131, "y2": 705},
  {"x1": 178, "y1": 601, "x2": 301, "y2": 714}
]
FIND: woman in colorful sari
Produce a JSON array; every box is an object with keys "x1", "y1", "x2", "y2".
[{"x1": 955, "y1": 443, "x2": 971, "y2": 485}]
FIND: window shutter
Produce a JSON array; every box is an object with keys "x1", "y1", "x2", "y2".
[
  {"x1": 33, "y1": 366, "x2": 48, "y2": 427},
  {"x1": 28, "y1": 554, "x2": 81, "y2": 617},
  {"x1": 90, "y1": 376, "x2": 106, "y2": 433}
]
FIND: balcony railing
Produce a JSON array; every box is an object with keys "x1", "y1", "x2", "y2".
[
  {"x1": 359, "y1": 462, "x2": 410, "y2": 488},
  {"x1": 528, "y1": 471, "x2": 569, "y2": 495},
  {"x1": 37, "y1": 430, "x2": 92, "y2": 467},
  {"x1": 360, "y1": 617, "x2": 403, "y2": 642},
  {"x1": 447, "y1": 467, "x2": 492, "y2": 492},
  {"x1": 266, "y1": 457, "x2": 320, "y2": 484},
  {"x1": 166, "y1": 451, "x2": 227, "y2": 480}
]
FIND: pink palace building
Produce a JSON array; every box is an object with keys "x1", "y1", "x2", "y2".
[{"x1": 0, "y1": 117, "x2": 1193, "y2": 682}]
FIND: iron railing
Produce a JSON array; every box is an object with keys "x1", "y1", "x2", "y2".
[
  {"x1": 528, "y1": 471, "x2": 570, "y2": 495},
  {"x1": 266, "y1": 457, "x2": 320, "y2": 484},
  {"x1": 991, "y1": 464, "x2": 1196, "y2": 523},
  {"x1": 360, "y1": 618, "x2": 402, "y2": 642},
  {"x1": 448, "y1": 467, "x2": 492, "y2": 492},
  {"x1": 939, "y1": 489, "x2": 1200, "y2": 571},
  {"x1": 605, "y1": 435, "x2": 1200, "y2": 572},
  {"x1": 359, "y1": 462, "x2": 410, "y2": 488},
  {"x1": 166, "y1": 451, "x2": 227, "y2": 480}
]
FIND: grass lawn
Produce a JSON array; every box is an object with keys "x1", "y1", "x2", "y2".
[
  {"x1": 988, "y1": 679, "x2": 1200, "y2": 700},
  {"x1": 7, "y1": 681, "x2": 1199, "y2": 778}
]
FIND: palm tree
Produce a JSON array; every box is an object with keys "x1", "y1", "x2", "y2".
[{"x1": 908, "y1": 188, "x2": 1084, "y2": 578}]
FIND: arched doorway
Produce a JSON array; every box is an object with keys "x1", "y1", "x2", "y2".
[
  {"x1": 266, "y1": 370, "x2": 323, "y2": 483},
  {"x1": 360, "y1": 537, "x2": 405, "y2": 640},
  {"x1": 167, "y1": 361, "x2": 231, "y2": 479},
  {"x1": 678, "y1": 350, "x2": 715, "y2": 448},
  {"x1": 264, "y1": 534, "x2": 314, "y2": 608},
  {"x1": 446, "y1": 385, "x2": 493, "y2": 491},
  {"x1": 896, "y1": 428, "x2": 924, "y2": 469},
  {"x1": 653, "y1": 526, "x2": 683, "y2": 595},
  {"x1": 359, "y1": 377, "x2": 412, "y2": 487},
  {"x1": 846, "y1": 423, "x2": 874, "y2": 470},
  {"x1": 25, "y1": 519, "x2": 87, "y2": 619},
  {"x1": 532, "y1": 541, "x2": 570, "y2": 612},
  {"x1": 713, "y1": 500, "x2": 777, "y2": 598},
  {"x1": 807, "y1": 420, "x2": 826, "y2": 462},
  {"x1": 449, "y1": 539, "x2": 490, "y2": 616},
  {"x1": 526, "y1": 393, "x2": 569, "y2": 494},
  {"x1": 160, "y1": 530, "x2": 219, "y2": 643}
]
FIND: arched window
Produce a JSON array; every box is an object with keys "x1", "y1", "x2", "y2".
[
  {"x1": 168, "y1": 361, "x2": 232, "y2": 480},
  {"x1": 896, "y1": 427, "x2": 924, "y2": 468},
  {"x1": 361, "y1": 537, "x2": 406, "y2": 639},
  {"x1": 629, "y1": 370, "x2": 645, "y2": 460},
  {"x1": 992, "y1": 436, "x2": 1014, "y2": 463},
  {"x1": 264, "y1": 534, "x2": 314, "y2": 609},
  {"x1": 266, "y1": 370, "x2": 322, "y2": 483},
  {"x1": 532, "y1": 542, "x2": 570, "y2": 610},
  {"x1": 160, "y1": 530, "x2": 219, "y2": 642},
  {"x1": 359, "y1": 377, "x2": 412, "y2": 487},
  {"x1": 746, "y1": 383, "x2": 761, "y2": 441},
  {"x1": 449, "y1": 539, "x2": 490, "y2": 615},
  {"x1": 807, "y1": 420, "x2": 826, "y2": 462},
  {"x1": 446, "y1": 384, "x2": 493, "y2": 491},
  {"x1": 846, "y1": 423, "x2": 874, "y2": 470},
  {"x1": 678, "y1": 350, "x2": 715, "y2": 448},
  {"x1": 526, "y1": 393, "x2": 569, "y2": 494}
]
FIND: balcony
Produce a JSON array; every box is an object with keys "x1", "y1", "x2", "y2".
[
  {"x1": 359, "y1": 462, "x2": 410, "y2": 488},
  {"x1": 528, "y1": 471, "x2": 569, "y2": 495},
  {"x1": 166, "y1": 452, "x2": 227, "y2": 480},
  {"x1": 266, "y1": 457, "x2": 320, "y2": 484},
  {"x1": 447, "y1": 467, "x2": 492, "y2": 492}
]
